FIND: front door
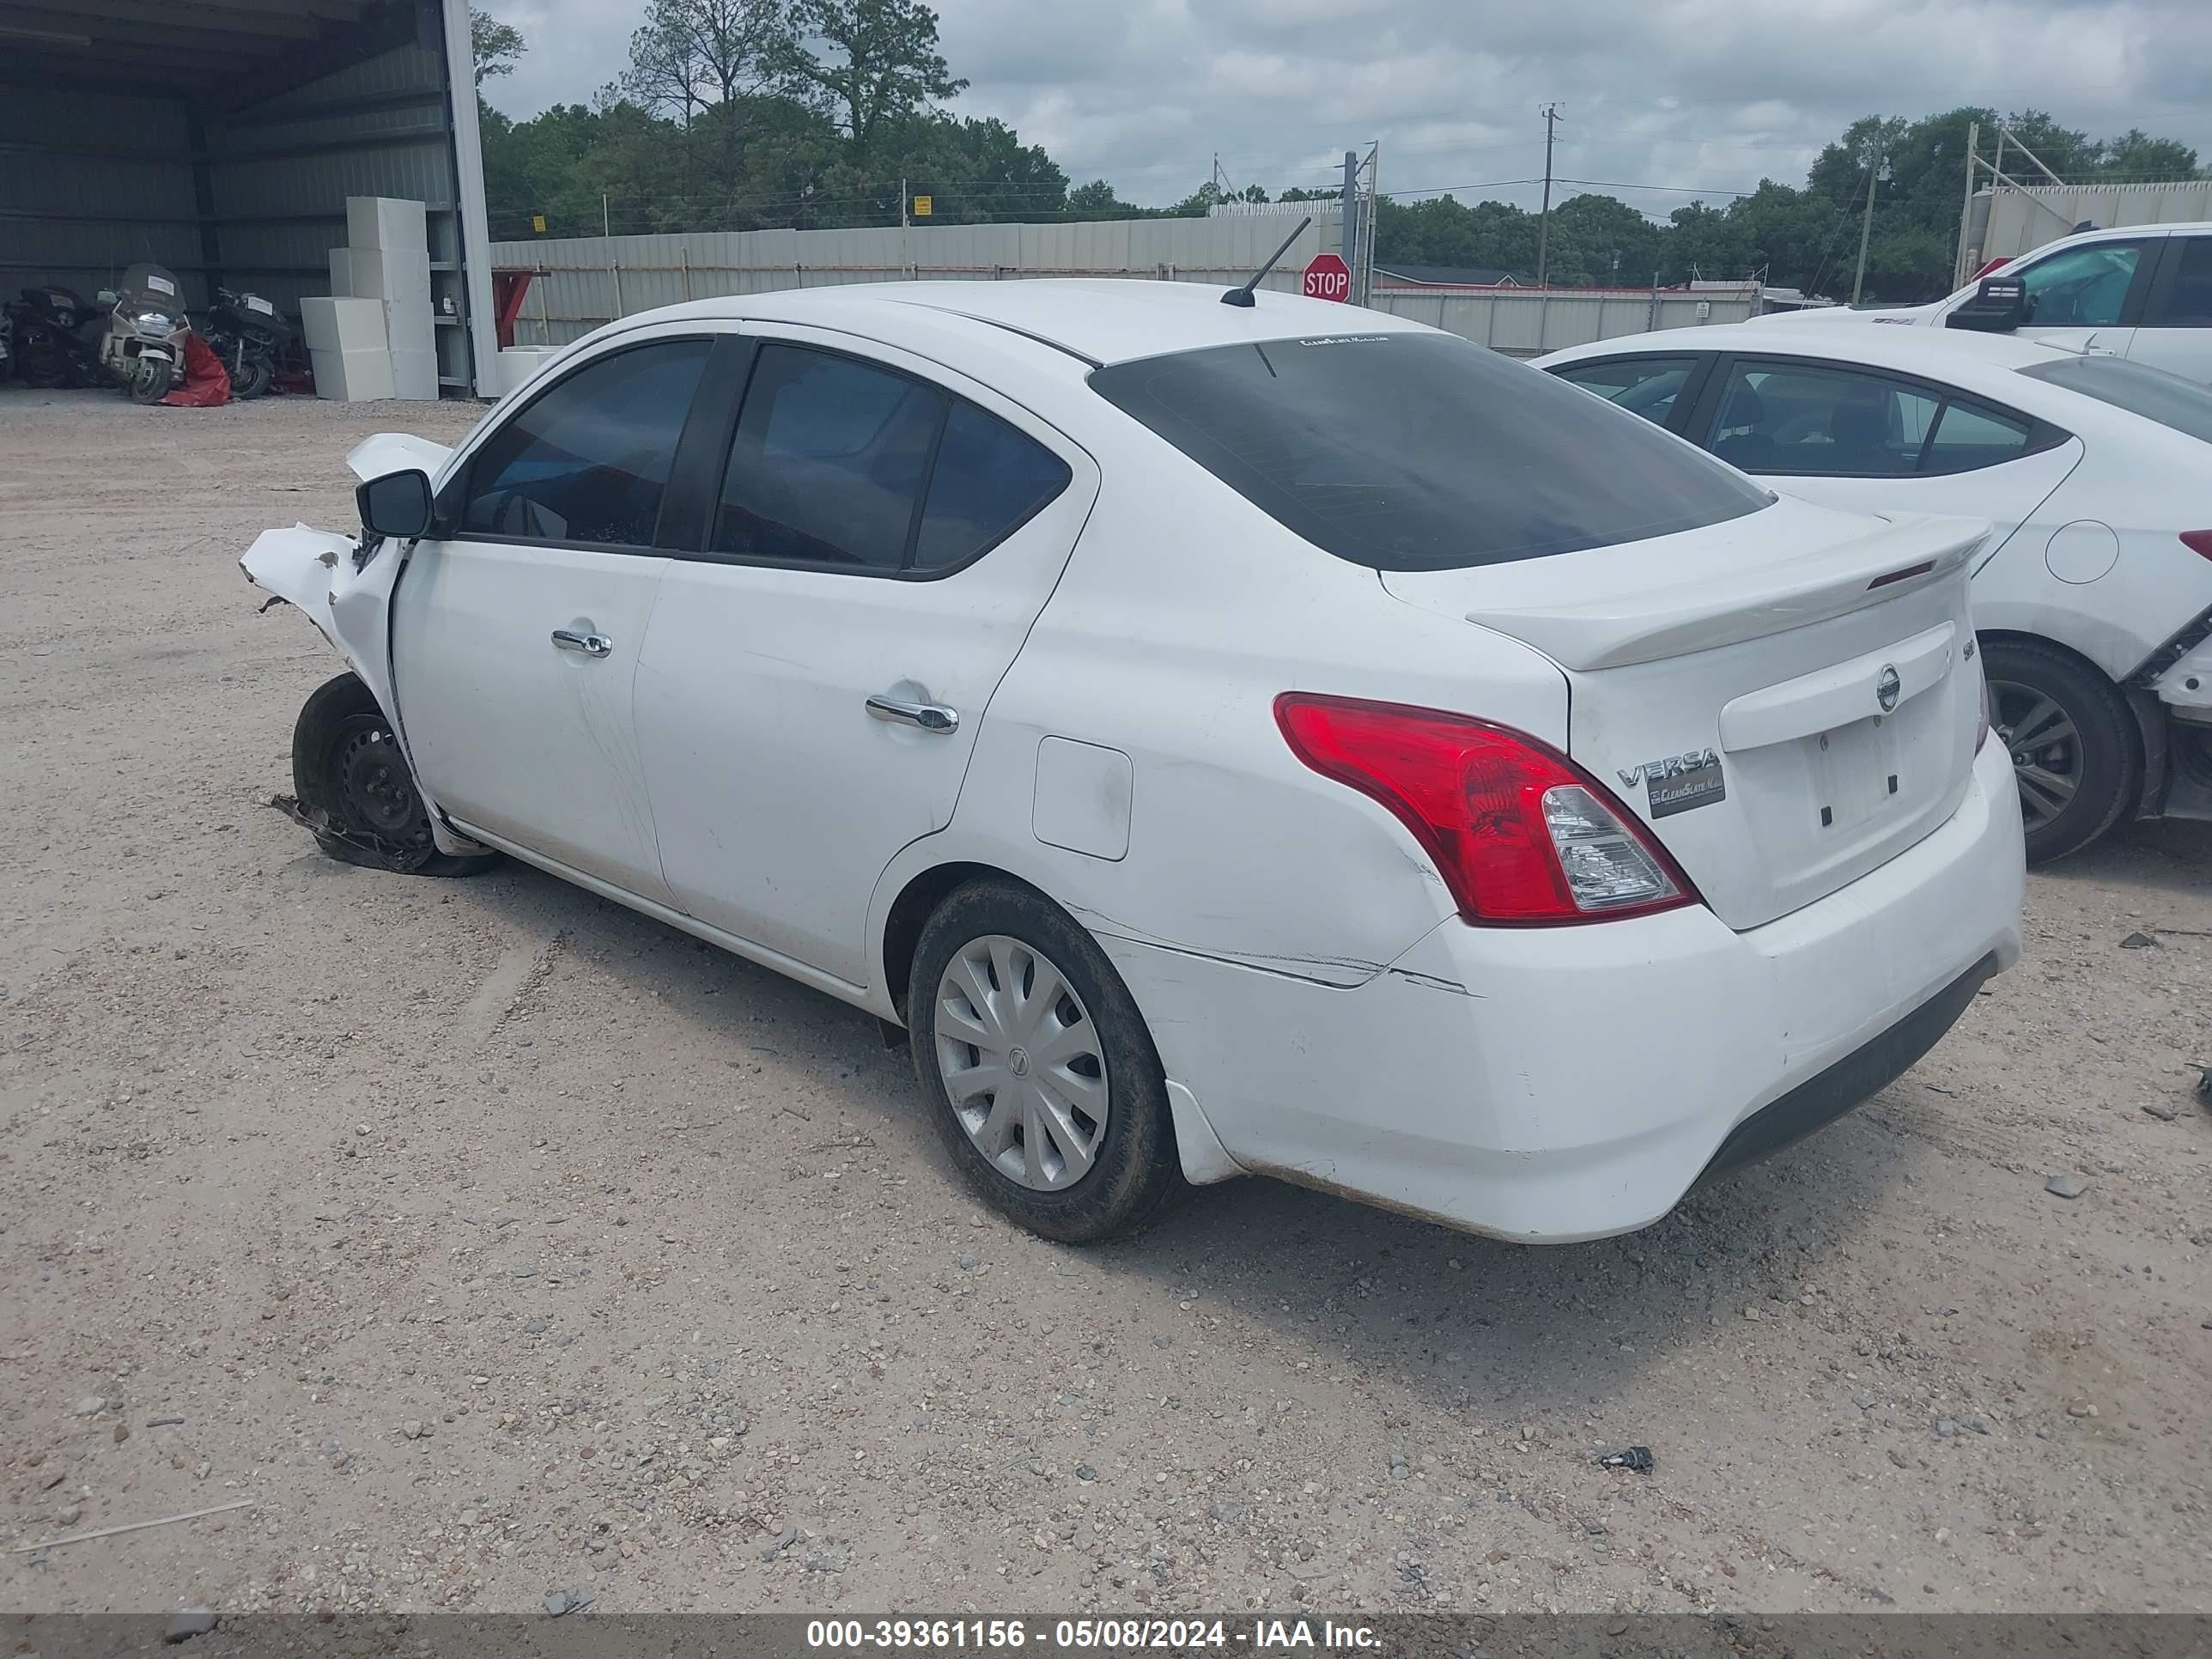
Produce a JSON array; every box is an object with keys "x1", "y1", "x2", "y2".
[
  {"x1": 634, "y1": 329, "x2": 1098, "y2": 989},
  {"x1": 393, "y1": 332, "x2": 717, "y2": 904},
  {"x1": 1998, "y1": 235, "x2": 2157, "y2": 361}
]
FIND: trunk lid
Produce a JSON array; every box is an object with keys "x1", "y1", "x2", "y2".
[{"x1": 1381, "y1": 500, "x2": 1990, "y2": 931}]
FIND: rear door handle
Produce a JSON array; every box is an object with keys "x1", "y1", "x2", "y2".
[
  {"x1": 552, "y1": 628, "x2": 612, "y2": 658},
  {"x1": 866, "y1": 694, "x2": 958, "y2": 733}
]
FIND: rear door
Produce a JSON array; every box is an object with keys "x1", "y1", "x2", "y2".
[
  {"x1": 392, "y1": 329, "x2": 721, "y2": 904},
  {"x1": 1682, "y1": 354, "x2": 2081, "y2": 565},
  {"x1": 633, "y1": 328, "x2": 1099, "y2": 988},
  {"x1": 2128, "y1": 233, "x2": 2212, "y2": 386}
]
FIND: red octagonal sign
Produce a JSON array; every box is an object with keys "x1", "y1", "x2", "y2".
[{"x1": 1302, "y1": 252, "x2": 1352, "y2": 302}]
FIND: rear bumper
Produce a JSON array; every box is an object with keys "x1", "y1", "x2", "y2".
[{"x1": 1109, "y1": 736, "x2": 2025, "y2": 1243}]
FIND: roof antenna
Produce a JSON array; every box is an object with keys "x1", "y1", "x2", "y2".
[{"x1": 1221, "y1": 216, "x2": 1311, "y2": 307}]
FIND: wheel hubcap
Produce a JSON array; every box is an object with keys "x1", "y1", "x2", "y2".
[
  {"x1": 1987, "y1": 678, "x2": 2081, "y2": 834},
  {"x1": 933, "y1": 935, "x2": 1108, "y2": 1192}
]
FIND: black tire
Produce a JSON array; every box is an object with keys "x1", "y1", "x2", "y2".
[
  {"x1": 290, "y1": 672, "x2": 496, "y2": 878},
  {"x1": 1983, "y1": 637, "x2": 2140, "y2": 863},
  {"x1": 128, "y1": 356, "x2": 168, "y2": 404},
  {"x1": 232, "y1": 351, "x2": 273, "y2": 400},
  {"x1": 18, "y1": 335, "x2": 72, "y2": 389},
  {"x1": 908, "y1": 878, "x2": 1183, "y2": 1243}
]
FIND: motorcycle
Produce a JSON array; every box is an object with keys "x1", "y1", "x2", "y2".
[
  {"x1": 6, "y1": 283, "x2": 103, "y2": 389},
  {"x1": 0, "y1": 302, "x2": 12, "y2": 383},
  {"x1": 100, "y1": 263, "x2": 189, "y2": 403},
  {"x1": 203, "y1": 286, "x2": 288, "y2": 400}
]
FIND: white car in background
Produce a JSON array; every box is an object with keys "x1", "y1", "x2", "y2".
[
  {"x1": 1771, "y1": 222, "x2": 2212, "y2": 386},
  {"x1": 241, "y1": 280, "x2": 2021, "y2": 1247},
  {"x1": 1540, "y1": 323, "x2": 2212, "y2": 860}
]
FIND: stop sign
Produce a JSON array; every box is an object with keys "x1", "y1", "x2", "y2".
[{"x1": 1302, "y1": 252, "x2": 1352, "y2": 302}]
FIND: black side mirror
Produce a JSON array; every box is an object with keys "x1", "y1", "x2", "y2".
[
  {"x1": 1947, "y1": 276, "x2": 2029, "y2": 333},
  {"x1": 356, "y1": 468, "x2": 434, "y2": 541}
]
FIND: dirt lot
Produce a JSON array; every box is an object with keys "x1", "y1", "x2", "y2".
[{"x1": 2, "y1": 386, "x2": 2209, "y2": 1620}]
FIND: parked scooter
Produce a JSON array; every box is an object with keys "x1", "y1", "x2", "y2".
[
  {"x1": 100, "y1": 264, "x2": 189, "y2": 403},
  {"x1": 204, "y1": 287, "x2": 288, "y2": 399},
  {"x1": 6, "y1": 284, "x2": 103, "y2": 389}
]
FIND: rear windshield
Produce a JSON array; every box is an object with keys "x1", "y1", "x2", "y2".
[
  {"x1": 1088, "y1": 331, "x2": 1771, "y2": 570},
  {"x1": 2016, "y1": 355, "x2": 2212, "y2": 445}
]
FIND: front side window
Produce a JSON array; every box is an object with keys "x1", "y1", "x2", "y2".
[
  {"x1": 1090, "y1": 333, "x2": 1768, "y2": 570},
  {"x1": 462, "y1": 339, "x2": 709, "y2": 546},
  {"x1": 714, "y1": 346, "x2": 945, "y2": 569},
  {"x1": 2016, "y1": 241, "x2": 2145, "y2": 328},
  {"x1": 1705, "y1": 361, "x2": 1942, "y2": 477},
  {"x1": 1553, "y1": 357, "x2": 1697, "y2": 427}
]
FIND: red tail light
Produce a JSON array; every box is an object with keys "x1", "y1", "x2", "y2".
[
  {"x1": 1273, "y1": 694, "x2": 1702, "y2": 926},
  {"x1": 2183, "y1": 531, "x2": 2212, "y2": 562}
]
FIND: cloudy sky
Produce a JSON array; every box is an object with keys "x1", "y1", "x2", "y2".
[{"x1": 485, "y1": 0, "x2": 2212, "y2": 217}]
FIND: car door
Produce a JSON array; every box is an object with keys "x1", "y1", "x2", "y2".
[
  {"x1": 1986, "y1": 235, "x2": 2160, "y2": 359},
  {"x1": 632, "y1": 327, "x2": 1100, "y2": 990},
  {"x1": 392, "y1": 328, "x2": 724, "y2": 905},
  {"x1": 2127, "y1": 234, "x2": 2212, "y2": 386},
  {"x1": 1683, "y1": 355, "x2": 2082, "y2": 561}
]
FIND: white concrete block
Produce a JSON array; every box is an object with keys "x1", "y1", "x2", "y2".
[
  {"x1": 497, "y1": 347, "x2": 556, "y2": 396},
  {"x1": 346, "y1": 195, "x2": 428, "y2": 251},
  {"x1": 299, "y1": 295, "x2": 386, "y2": 355},
  {"x1": 327, "y1": 247, "x2": 359, "y2": 296},
  {"x1": 309, "y1": 346, "x2": 396, "y2": 402},
  {"x1": 389, "y1": 347, "x2": 440, "y2": 401}
]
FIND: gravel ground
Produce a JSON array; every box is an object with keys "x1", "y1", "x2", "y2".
[{"x1": 3, "y1": 385, "x2": 2209, "y2": 1620}]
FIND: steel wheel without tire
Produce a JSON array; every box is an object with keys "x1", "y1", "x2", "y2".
[
  {"x1": 290, "y1": 672, "x2": 496, "y2": 877},
  {"x1": 1982, "y1": 637, "x2": 2139, "y2": 863},
  {"x1": 910, "y1": 880, "x2": 1182, "y2": 1242}
]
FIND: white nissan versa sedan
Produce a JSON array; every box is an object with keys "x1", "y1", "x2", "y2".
[{"x1": 242, "y1": 279, "x2": 2024, "y2": 1246}]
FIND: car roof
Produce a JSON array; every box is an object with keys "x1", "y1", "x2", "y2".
[
  {"x1": 599, "y1": 278, "x2": 1435, "y2": 368},
  {"x1": 1539, "y1": 320, "x2": 2082, "y2": 380}
]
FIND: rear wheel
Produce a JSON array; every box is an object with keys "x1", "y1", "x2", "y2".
[
  {"x1": 291, "y1": 672, "x2": 496, "y2": 877},
  {"x1": 18, "y1": 335, "x2": 72, "y2": 388},
  {"x1": 909, "y1": 879, "x2": 1182, "y2": 1243},
  {"x1": 1983, "y1": 637, "x2": 2139, "y2": 862}
]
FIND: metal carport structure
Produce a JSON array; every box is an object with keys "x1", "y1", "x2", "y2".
[{"x1": 0, "y1": 0, "x2": 498, "y2": 394}]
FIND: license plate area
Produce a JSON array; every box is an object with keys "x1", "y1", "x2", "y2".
[{"x1": 1806, "y1": 713, "x2": 1905, "y2": 833}]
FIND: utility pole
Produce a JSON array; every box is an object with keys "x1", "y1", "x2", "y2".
[
  {"x1": 1535, "y1": 101, "x2": 1561, "y2": 288},
  {"x1": 1851, "y1": 136, "x2": 1881, "y2": 305},
  {"x1": 1956, "y1": 120, "x2": 1980, "y2": 287},
  {"x1": 1341, "y1": 149, "x2": 1359, "y2": 293}
]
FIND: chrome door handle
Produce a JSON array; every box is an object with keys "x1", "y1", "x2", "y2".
[
  {"x1": 866, "y1": 694, "x2": 959, "y2": 733},
  {"x1": 551, "y1": 628, "x2": 612, "y2": 658}
]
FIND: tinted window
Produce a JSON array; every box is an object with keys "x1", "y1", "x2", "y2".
[
  {"x1": 2019, "y1": 241, "x2": 2143, "y2": 327},
  {"x1": 1554, "y1": 357, "x2": 1696, "y2": 426},
  {"x1": 2017, "y1": 355, "x2": 2212, "y2": 443},
  {"x1": 1706, "y1": 361, "x2": 1941, "y2": 477},
  {"x1": 714, "y1": 346, "x2": 945, "y2": 568},
  {"x1": 2145, "y1": 235, "x2": 2212, "y2": 327},
  {"x1": 1089, "y1": 333, "x2": 1768, "y2": 570},
  {"x1": 1923, "y1": 400, "x2": 2033, "y2": 474},
  {"x1": 912, "y1": 402, "x2": 1072, "y2": 571},
  {"x1": 463, "y1": 340, "x2": 708, "y2": 546}
]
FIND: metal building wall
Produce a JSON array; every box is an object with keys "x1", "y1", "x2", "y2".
[
  {"x1": 0, "y1": 85, "x2": 203, "y2": 306},
  {"x1": 1972, "y1": 181, "x2": 2212, "y2": 268},
  {"x1": 490, "y1": 213, "x2": 1340, "y2": 347}
]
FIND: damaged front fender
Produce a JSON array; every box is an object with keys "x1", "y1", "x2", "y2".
[{"x1": 238, "y1": 523, "x2": 405, "y2": 729}]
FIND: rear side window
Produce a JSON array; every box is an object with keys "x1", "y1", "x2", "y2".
[
  {"x1": 463, "y1": 339, "x2": 709, "y2": 546},
  {"x1": 1553, "y1": 356, "x2": 1696, "y2": 426},
  {"x1": 2017, "y1": 355, "x2": 2212, "y2": 442},
  {"x1": 1922, "y1": 400, "x2": 2033, "y2": 474},
  {"x1": 1090, "y1": 333, "x2": 1769, "y2": 569},
  {"x1": 2143, "y1": 236, "x2": 2212, "y2": 327},
  {"x1": 715, "y1": 346, "x2": 945, "y2": 569},
  {"x1": 912, "y1": 401, "x2": 1072, "y2": 571}
]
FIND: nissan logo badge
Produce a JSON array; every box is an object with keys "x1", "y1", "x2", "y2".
[{"x1": 1876, "y1": 665, "x2": 1901, "y2": 713}]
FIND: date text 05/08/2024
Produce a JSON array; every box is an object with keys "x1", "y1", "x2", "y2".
[{"x1": 805, "y1": 1619, "x2": 1381, "y2": 1650}]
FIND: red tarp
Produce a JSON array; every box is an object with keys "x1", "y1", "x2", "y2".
[{"x1": 161, "y1": 329, "x2": 231, "y2": 407}]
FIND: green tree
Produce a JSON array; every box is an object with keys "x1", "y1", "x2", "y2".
[
  {"x1": 470, "y1": 8, "x2": 524, "y2": 88},
  {"x1": 2096, "y1": 129, "x2": 2200, "y2": 179},
  {"x1": 784, "y1": 0, "x2": 966, "y2": 158}
]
